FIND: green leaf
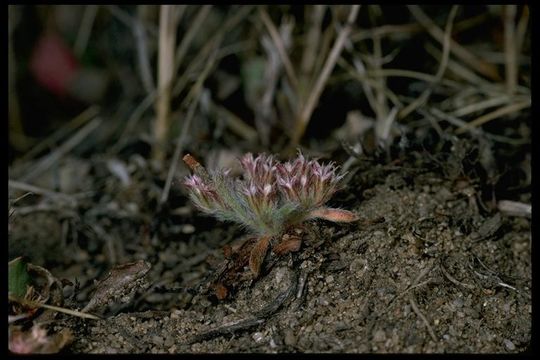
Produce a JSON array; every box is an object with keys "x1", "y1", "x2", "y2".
[{"x1": 8, "y1": 257, "x2": 31, "y2": 299}]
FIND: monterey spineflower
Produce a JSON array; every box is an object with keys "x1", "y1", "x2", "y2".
[{"x1": 183, "y1": 152, "x2": 358, "y2": 277}]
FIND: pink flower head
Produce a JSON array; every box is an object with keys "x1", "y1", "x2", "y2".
[{"x1": 183, "y1": 151, "x2": 348, "y2": 235}]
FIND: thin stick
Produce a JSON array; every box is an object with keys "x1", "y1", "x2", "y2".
[
  {"x1": 409, "y1": 294, "x2": 437, "y2": 342},
  {"x1": 290, "y1": 5, "x2": 360, "y2": 149},
  {"x1": 19, "y1": 116, "x2": 103, "y2": 182},
  {"x1": 504, "y1": 5, "x2": 518, "y2": 95},
  {"x1": 259, "y1": 8, "x2": 299, "y2": 91},
  {"x1": 439, "y1": 262, "x2": 476, "y2": 290},
  {"x1": 399, "y1": 6, "x2": 458, "y2": 120},
  {"x1": 8, "y1": 295, "x2": 101, "y2": 320},
  {"x1": 455, "y1": 100, "x2": 531, "y2": 134},
  {"x1": 408, "y1": 5, "x2": 500, "y2": 81}
]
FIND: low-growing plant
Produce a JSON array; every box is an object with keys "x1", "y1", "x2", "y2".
[{"x1": 183, "y1": 152, "x2": 358, "y2": 277}]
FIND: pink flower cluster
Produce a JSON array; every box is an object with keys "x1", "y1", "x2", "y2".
[{"x1": 183, "y1": 152, "x2": 345, "y2": 236}]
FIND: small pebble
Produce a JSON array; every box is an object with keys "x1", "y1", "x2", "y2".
[{"x1": 503, "y1": 339, "x2": 515, "y2": 351}]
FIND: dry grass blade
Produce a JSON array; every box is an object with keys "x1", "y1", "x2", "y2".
[
  {"x1": 399, "y1": 5, "x2": 458, "y2": 120},
  {"x1": 19, "y1": 116, "x2": 103, "y2": 183},
  {"x1": 408, "y1": 5, "x2": 500, "y2": 81},
  {"x1": 106, "y1": 6, "x2": 157, "y2": 95},
  {"x1": 8, "y1": 180, "x2": 75, "y2": 203},
  {"x1": 451, "y1": 95, "x2": 510, "y2": 118},
  {"x1": 9, "y1": 295, "x2": 101, "y2": 320},
  {"x1": 300, "y1": 5, "x2": 325, "y2": 79},
  {"x1": 366, "y1": 69, "x2": 461, "y2": 89},
  {"x1": 18, "y1": 105, "x2": 100, "y2": 163},
  {"x1": 455, "y1": 99, "x2": 530, "y2": 135},
  {"x1": 153, "y1": 5, "x2": 182, "y2": 163},
  {"x1": 160, "y1": 43, "x2": 221, "y2": 205},
  {"x1": 172, "y1": 5, "x2": 253, "y2": 98},
  {"x1": 290, "y1": 4, "x2": 361, "y2": 149},
  {"x1": 174, "y1": 5, "x2": 213, "y2": 75},
  {"x1": 259, "y1": 8, "x2": 299, "y2": 92},
  {"x1": 134, "y1": 6, "x2": 156, "y2": 94}
]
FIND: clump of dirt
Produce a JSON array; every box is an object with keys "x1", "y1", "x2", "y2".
[{"x1": 13, "y1": 136, "x2": 528, "y2": 354}]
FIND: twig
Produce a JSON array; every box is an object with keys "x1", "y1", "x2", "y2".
[
  {"x1": 408, "y1": 294, "x2": 437, "y2": 342},
  {"x1": 439, "y1": 262, "x2": 476, "y2": 290},
  {"x1": 408, "y1": 5, "x2": 500, "y2": 81},
  {"x1": 290, "y1": 5, "x2": 361, "y2": 149},
  {"x1": 185, "y1": 270, "x2": 298, "y2": 344},
  {"x1": 454, "y1": 100, "x2": 531, "y2": 135},
  {"x1": 504, "y1": 5, "x2": 518, "y2": 95},
  {"x1": 399, "y1": 6, "x2": 458, "y2": 120},
  {"x1": 18, "y1": 116, "x2": 103, "y2": 183},
  {"x1": 259, "y1": 8, "x2": 299, "y2": 92}
]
